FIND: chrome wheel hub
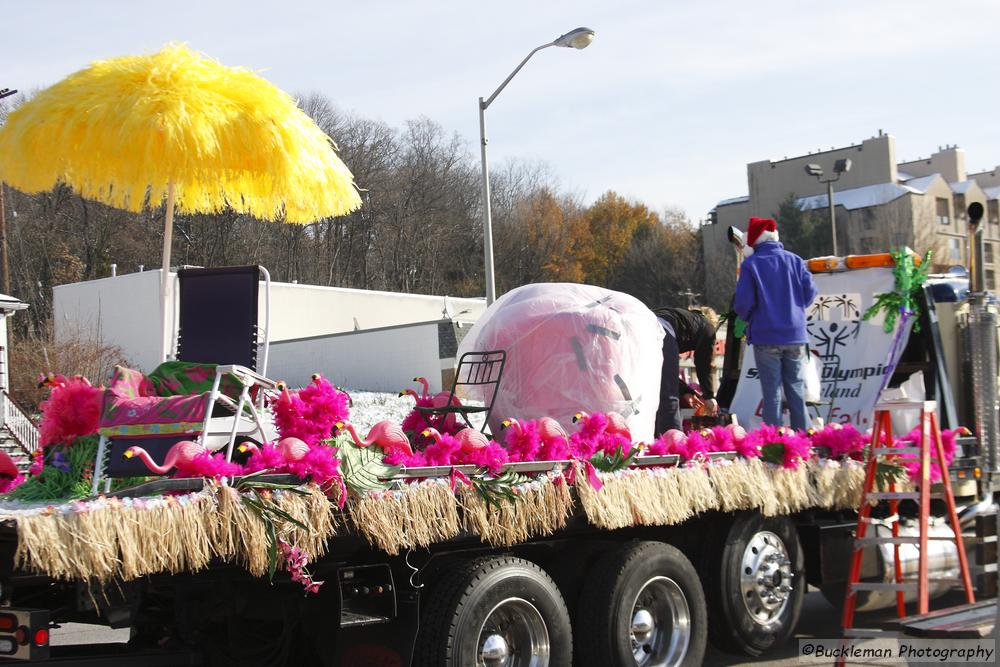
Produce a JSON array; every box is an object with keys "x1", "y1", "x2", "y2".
[
  {"x1": 477, "y1": 597, "x2": 549, "y2": 667},
  {"x1": 628, "y1": 576, "x2": 691, "y2": 667},
  {"x1": 739, "y1": 530, "x2": 793, "y2": 625}
]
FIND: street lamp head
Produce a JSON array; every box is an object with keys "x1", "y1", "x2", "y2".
[
  {"x1": 834, "y1": 158, "x2": 852, "y2": 174},
  {"x1": 554, "y1": 27, "x2": 595, "y2": 49},
  {"x1": 805, "y1": 163, "x2": 823, "y2": 177}
]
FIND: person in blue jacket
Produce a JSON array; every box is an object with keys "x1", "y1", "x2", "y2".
[{"x1": 733, "y1": 216, "x2": 817, "y2": 430}]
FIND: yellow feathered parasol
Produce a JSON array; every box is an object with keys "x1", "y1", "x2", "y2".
[{"x1": 0, "y1": 44, "x2": 362, "y2": 359}]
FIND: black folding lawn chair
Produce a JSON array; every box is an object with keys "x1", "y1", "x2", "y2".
[
  {"x1": 92, "y1": 266, "x2": 279, "y2": 493},
  {"x1": 417, "y1": 350, "x2": 506, "y2": 433}
]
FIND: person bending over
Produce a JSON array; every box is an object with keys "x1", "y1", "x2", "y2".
[{"x1": 653, "y1": 306, "x2": 719, "y2": 434}]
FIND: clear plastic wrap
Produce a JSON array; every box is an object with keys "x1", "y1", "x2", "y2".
[{"x1": 457, "y1": 283, "x2": 664, "y2": 442}]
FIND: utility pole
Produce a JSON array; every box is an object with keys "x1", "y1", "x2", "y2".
[
  {"x1": 0, "y1": 88, "x2": 17, "y2": 295},
  {"x1": 0, "y1": 183, "x2": 8, "y2": 294}
]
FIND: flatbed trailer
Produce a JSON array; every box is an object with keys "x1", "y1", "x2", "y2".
[{"x1": 0, "y1": 460, "x2": 992, "y2": 667}]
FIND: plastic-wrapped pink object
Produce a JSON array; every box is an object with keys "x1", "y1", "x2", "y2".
[{"x1": 458, "y1": 283, "x2": 664, "y2": 443}]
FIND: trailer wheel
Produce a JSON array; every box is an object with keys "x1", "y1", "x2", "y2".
[
  {"x1": 706, "y1": 512, "x2": 805, "y2": 656},
  {"x1": 575, "y1": 541, "x2": 707, "y2": 667},
  {"x1": 415, "y1": 555, "x2": 572, "y2": 667}
]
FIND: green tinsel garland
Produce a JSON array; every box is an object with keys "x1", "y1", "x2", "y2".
[{"x1": 862, "y1": 249, "x2": 932, "y2": 333}]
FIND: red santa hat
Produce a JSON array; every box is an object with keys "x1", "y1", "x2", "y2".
[{"x1": 743, "y1": 217, "x2": 779, "y2": 257}]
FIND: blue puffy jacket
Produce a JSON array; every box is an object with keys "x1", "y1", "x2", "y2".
[{"x1": 733, "y1": 241, "x2": 817, "y2": 345}]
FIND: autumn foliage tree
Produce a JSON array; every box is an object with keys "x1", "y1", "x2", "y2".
[{"x1": 579, "y1": 192, "x2": 662, "y2": 285}]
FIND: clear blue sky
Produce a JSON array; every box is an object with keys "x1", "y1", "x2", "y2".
[{"x1": 4, "y1": 0, "x2": 1000, "y2": 222}]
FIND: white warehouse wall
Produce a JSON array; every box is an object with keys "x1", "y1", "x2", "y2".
[
  {"x1": 53, "y1": 270, "x2": 166, "y2": 372},
  {"x1": 54, "y1": 269, "x2": 486, "y2": 375},
  {"x1": 269, "y1": 321, "x2": 446, "y2": 393}
]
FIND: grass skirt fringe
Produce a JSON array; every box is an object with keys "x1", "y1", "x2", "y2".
[
  {"x1": 10, "y1": 483, "x2": 335, "y2": 582},
  {"x1": 834, "y1": 459, "x2": 867, "y2": 509},
  {"x1": 461, "y1": 473, "x2": 573, "y2": 546},
  {"x1": 765, "y1": 464, "x2": 814, "y2": 515},
  {"x1": 708, "y1": 458, "x2": 775, "y2": 512},
  {"x1": 348, "y1": 479, "x2": 459, "y2": 555},
  {"x1": 578, "y1": 464, "x2": 719, "y2": 530},
  {"x1": 808, "y1": 458, "x2": 841, "y2": 509}
]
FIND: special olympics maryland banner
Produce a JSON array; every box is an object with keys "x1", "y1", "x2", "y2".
[{"x1": 730, "y1": 266, "x2": 914, "y2": 430}]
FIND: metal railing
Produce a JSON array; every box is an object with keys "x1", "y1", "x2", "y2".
[{"x1": 2, "y1": 390, "x2": 39, "y2": 455}]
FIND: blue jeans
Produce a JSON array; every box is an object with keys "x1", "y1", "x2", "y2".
[{"x1": 753, "y1": 344, "x2": 808, "y2": 431}]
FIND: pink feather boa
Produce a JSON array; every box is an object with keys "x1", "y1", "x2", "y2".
[
  {"x1": 810, "y1": 423, "x2": 865, "y2": 459},
  {"x1": 746, "y1": 425, "x2": 812, "y2": 469},
  {"x1": 39, "y1": 377, "x2": 102, "y2": 447},
  {"x1": 273, "y1": 375, "x2": 350, "y2": 446}
]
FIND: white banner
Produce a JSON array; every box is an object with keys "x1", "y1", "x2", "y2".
[{"x1": 730, "y1": 266, "x2": 914, "y2": 430}]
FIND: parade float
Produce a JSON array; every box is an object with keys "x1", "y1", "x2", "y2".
[{"x1": 0, "y1": 44, "x2": 993, "y2": 667}]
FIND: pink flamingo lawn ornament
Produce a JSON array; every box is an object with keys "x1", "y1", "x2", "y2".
[
  {"x1": 238, "y1": 437, "x2": 310, "y2": 463},
  {"x1": 536, "y1": 417, "x2": 569, "y2": 443},
  {"x1": 413, "y1": 376, "x2": 462, "y2": 409},
  {"x1": 405, "y1": 377, "x2": 461, "y2": 434},
  {"x1": 422, "y1": 426, "x2": 489, "y2": 453},
  {"x1": 124, "y1": 440, "x2": 207, "y2": 475},
  {"x1": 572, "y1": 411, "x2": 632, "y2": 441},
  {"x1": 337, "y1": 420, "x2": 413, "y2": 457}
]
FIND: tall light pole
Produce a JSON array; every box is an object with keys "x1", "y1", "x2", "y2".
[
  {"x1": 805, "y1": 159, "x2": 852, "y2": 256},
  {"x1": 479, "y1": 27, "x2": 595, "y2": 305}
]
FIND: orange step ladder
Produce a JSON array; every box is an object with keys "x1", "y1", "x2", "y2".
[{"x1": 840, "y1": 400, "x2": 975, "y2": 642}]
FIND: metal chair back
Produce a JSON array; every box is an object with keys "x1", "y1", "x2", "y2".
[{"x1": 176, "y1": 265, "x2": 262, "y2": 371}]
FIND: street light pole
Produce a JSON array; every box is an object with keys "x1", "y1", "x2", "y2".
[
  {"x1": 805, "y1": 159, "x2": 852, "y2": 256},
  {"x1": 478, "y1": 97, "x2": 496, "y2": 305},
  {"x1": 827, "y1": 179, "x2": 837, "y2": 257},
  {"x1": 478, "y1": 28, "x2": 595, "y2": 305}
]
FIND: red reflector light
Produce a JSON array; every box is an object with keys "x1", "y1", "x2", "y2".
[
  {"x1": 13, "y1": 627, "x2": 26, "y2": 645},
  {"x1": 0, "y1": 614, "x2": 16, "y2": 632},
  {"x1": 34, "y1": 628, "x2": 48, "y2": 646}
]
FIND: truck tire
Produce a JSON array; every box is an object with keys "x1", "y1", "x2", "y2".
[
  {"x1": 706, "y1": 512, "x2": 805, "y2": 656},
  {"x1": 575, "y1": 541, "x2": 707, "y2": 667},
  {"x1": 415, "y1": 555, "x2": 573, "y2": 667}
]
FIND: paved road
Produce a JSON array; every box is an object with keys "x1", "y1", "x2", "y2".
[{"x1": 50, "y1": 590, "x2": 973, "y2": 665}]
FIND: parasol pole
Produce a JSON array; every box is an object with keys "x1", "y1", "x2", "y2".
[{"x1": 160, "y1": 181, "x2": 176, "y2": 362}]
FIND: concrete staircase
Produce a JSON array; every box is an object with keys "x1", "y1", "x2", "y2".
[
  {"x1": 0, "y1": 429, "x2": 32, "y2": 474},
  {"x1": 0, "y1": 391, "x2": 38, "y2": 475}
]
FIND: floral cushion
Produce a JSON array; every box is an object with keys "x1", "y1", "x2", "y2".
[{"x1": 97, "y1": 364, "x2": 229, "y2": 437}]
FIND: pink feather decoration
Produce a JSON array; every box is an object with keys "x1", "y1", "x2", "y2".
[
  {"x1": 458, "y1": 442, "x2": 509, "y2": 475},
  {"x1": 502, "y1": 419, "x2": 542, "y2": 462},
  {"x1": 684, "y1": 430, "x2": 712, "y2": 460},
  {"x1": 39, "y1": 376, "x2": 102, "y2": 447},
  {"x1": 569, "y1": 412, "x2": 610, "y2": 459},
  {"x1": 0, "y1": 474, "x2": 25, "y2": 494},
  {"x1": 173, "y1": 451, "x2": 243, "y2": 479},
  {"x1": 810, "y1": 423, "x2": 865, "y2": 459},
  {"x1": 745, "y1": 425, "x2": 812, "y2": 469},
  {"x1": 595, "y1": 432, "x2": 634, "y2": 457},
  {"x1": 422, "y1": 432, "x2": 463, "y2": 467},
  {"x1": 285, "y1": 444, "x2": 342, "y2": 489},
  {"x1": 243, "y1": 442, "x2": 289, "y2": 473},
  {"x1": 708, "y1": 426, "x2": 735, "y2": 453},
  {"x1": 894, "y1": 426, "x2": 967, "y2": 482},
  {"x1": 273, "y1": 375, "x2": 350, "y2": 446},
  {"x1": 536, "y1": 431, "x2": 571, "y2": 460},
  {"x1": 384, "y1": 449, "x2": 428, "y2": 468}
]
